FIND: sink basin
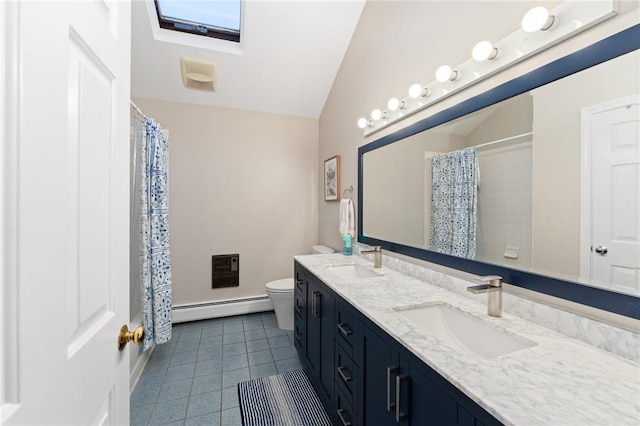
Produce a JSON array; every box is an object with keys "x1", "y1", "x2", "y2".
[
  {"x1": 394, "y1": 303, "x2": 536, "y2": 359},
  {"x1": 326, "y1": 264, "x2": 380, "y2": 279}
]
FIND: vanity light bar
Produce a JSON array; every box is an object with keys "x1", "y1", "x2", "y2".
[{"x1": 360, "y1": 0, "x2": 618, "y2": 136}]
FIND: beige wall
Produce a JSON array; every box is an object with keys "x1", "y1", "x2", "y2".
[
  {"x1": 318, "y1": 0, "x2": 639, "y2": 253},
  {"x1": 133, "y1": 98, "x2": 319, "y2": 306}
]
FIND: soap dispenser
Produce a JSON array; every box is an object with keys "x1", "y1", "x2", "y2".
[{"x1": 342, "y1": 234, "x2": 353, "y2": 256}]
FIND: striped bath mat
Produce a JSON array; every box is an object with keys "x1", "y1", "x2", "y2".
[{"x1": 237, "y1": 369, "x2": 332, "y2": 426}]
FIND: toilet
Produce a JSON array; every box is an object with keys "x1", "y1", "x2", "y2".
[{"x1": 266, "y1": 245, "x2": 335, "y2": 330}]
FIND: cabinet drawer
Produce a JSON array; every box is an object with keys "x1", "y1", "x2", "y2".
[
  {"x1": 335, "y1": 383, "x2": 357, "y2": 426},
  {"x1": 335, "y1": 342, "x2": 358, "y2": 401},
  {"x1": 335, "y1": 299, "x2": 358, "y2": 357}
]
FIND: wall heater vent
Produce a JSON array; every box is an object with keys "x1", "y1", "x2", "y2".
[{"x1": 212, "y1": 254, "x2": 239, "y2": 289}]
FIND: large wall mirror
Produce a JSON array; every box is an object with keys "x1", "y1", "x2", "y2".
[{"x1": 358, "y1": 25, "x2": 640, "y2": 319}]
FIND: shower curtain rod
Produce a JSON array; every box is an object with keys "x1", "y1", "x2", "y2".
[
  {"x1": 474, "y1": 132, "x2": 532, "y2": 150},
  {"x1": 130, "y1": 100, "x2": 146, "y2": 117},
  {"x1": 426, "y1": 131, "x2": 533, "y2": 162}
]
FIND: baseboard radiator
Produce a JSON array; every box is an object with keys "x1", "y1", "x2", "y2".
[{"x1": 172, "y1": 295, "x2": 274, "y2": 323}]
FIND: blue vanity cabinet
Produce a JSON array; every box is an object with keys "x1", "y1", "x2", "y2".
[
  {"x1": 316, "y1": 276, "x2": 336, "y2": 407},
  {"x1": 294, "y1": 262, "x2": 335, "y2": 415},
  {"x1": 359, "y1": 317, "x2": 504, "y2": 426},
  {"x1": 294, "y1": 262, "x2": 503, "y2": 426},
  {"x1": 397, "y1": 356, "x2": 468, "y2": 425},
  {"x1": 397, "y1": 351, "x2": 503, "y2": 426},
  {"x1": 305, "y1": 273, "x2": 320, "y2": 377},
  {"x1": 360, "y1": 323, "x2": 401, "y2": 426}
]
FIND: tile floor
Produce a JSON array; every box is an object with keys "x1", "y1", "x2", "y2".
[{"x1": 130, "y1": 311, "x2": 303, "y2": 426}]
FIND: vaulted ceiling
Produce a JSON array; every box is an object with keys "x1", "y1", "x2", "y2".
[{"x1": 131, "y1": 0, "x2": 366, "y2": 118}]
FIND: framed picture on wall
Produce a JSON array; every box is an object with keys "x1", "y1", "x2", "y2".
[{"x1": 324, "y1": 155, "x2": 340, "y2": 201}]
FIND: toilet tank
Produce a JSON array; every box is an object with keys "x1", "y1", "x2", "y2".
[{"x1": 312, "y1": 245, "x2": 335, "y2": 254}]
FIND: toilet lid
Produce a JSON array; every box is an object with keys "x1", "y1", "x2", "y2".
[{"x1": 266, "y1": 278, "x2": 294, "y2": 293}]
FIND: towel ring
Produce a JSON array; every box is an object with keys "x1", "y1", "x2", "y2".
[{"x1": 342, "y1": 185, "x2": 353, "y2": 200}]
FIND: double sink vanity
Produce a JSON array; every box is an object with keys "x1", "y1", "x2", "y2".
[{"x1": 293, "y1": 252, "x2": 639, "y2": 426}]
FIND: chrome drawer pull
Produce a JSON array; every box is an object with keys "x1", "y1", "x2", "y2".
[
  {"x1": 295, "y1": 279, "x2": 303, "y2": 290},
  {"x1": 336, "y1": 409, "x2": 352, "y2": 426},
  {"x1": 294, "y1": 332, "x2": 302, "y2": 342},
  {"x1": 386, "y1": 366, "x2": 397, "y2": 411},
  {"x1": 337, "y1": 366, "x2": 352, "y2": 383},
  {"x1": 396, "y1": 374, "x2": 408, "y2": 422},
  {"x1": 337, "y1": 323, "x2": 352, "y2": 337}
]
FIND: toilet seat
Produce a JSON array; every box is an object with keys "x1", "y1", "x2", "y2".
[{"x1": 266, "y1": 278, "x2": 294, "y2": 293}]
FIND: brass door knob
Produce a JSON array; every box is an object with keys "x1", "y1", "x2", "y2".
[{"x1": 118, "y1": 325, "x2": 145, "y2": 351}]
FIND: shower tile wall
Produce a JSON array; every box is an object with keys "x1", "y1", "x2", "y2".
[{"x1": 476, "y1": 142, "x2": 533, "y2": 269}]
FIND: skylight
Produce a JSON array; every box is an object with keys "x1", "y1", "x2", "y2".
[{"x1": 155, "y1": 0, "x2": 241, "y2": 43}]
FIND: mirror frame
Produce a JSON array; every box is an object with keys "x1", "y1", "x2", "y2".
[{"x1": 358, "y1": 24, "x2": 640, "y2": 320}]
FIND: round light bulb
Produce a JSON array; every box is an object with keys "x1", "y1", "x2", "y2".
[
  {"x1": 371, "y1": 109, "x2": 382, "y2": 121},
  {"x1": 387, "y1": 98, "x2": 400, "y2": 111},
  {"x1": 408, "y1": 84, "x2": 423, "y2": 99},
  {"x1": 436, "y1": 65, "x2": 458, "y2": 82},
  {"x1": 472, "y1": 41, "x2": 498, "y2": 61},
  {"x1": 521, "y1": 7, "x2": 554, "y2": 33},
  {"x1": 357, "y1": 117, "x2": 368, "y2": 129}
]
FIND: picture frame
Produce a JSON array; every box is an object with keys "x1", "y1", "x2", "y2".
[{"x1": 324, "y1": 155, "x2": 340, "y2": 201}]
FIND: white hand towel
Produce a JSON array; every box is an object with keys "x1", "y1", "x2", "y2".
[{"x1": 339, "y1": 199, "x2": 355, "y2": 237}]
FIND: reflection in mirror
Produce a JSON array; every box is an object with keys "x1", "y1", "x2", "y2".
[
  {"x1": 364, "y1": 93, "x2": 532, "y2": 261},
  {"x1": 361, "y1": 49, "x2": 640, "y2": 297}
]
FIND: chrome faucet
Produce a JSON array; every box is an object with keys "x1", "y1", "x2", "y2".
[
  {"x1": 467, "y1": 275, "x2": 502, "y2": 317},
  {"x1": 361, "y1": 246, "x2": 382, "y2": 268}
]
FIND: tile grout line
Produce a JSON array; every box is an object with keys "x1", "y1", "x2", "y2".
[{"x1": 132, "y1": 311, "x2": 302, "y2": 426}]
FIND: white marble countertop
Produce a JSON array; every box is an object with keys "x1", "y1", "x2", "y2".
[{"x1": 294, "y1": 253, "x2": 640, "y2": 426}]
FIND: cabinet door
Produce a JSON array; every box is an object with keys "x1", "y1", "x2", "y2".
[
  {"x1": 305, "y1": 276, "x2": 320, "y2": 377},
  {"x1": 361, "y1": 325, "x2": 399, "y2": 426},
  {"x1": 398, "y1": 355, "x2": 502, "y2": 426},
  {"x1": 318, "y1": 282, "x2": 335, "y2": 404},
  {"x1": 398, "y1": 359, "x2": 459, "y2": 426},
  {"x1": 305, "y1": 274, "x2": 335, "y2": 408}
]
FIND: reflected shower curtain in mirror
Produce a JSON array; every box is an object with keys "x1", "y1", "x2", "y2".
[
  {"x1": 429, "y1": 147, "x2": 478, "y2": 259},
  {"x1": 134, "y1": 115, "x2": 173, "y2": 350}
]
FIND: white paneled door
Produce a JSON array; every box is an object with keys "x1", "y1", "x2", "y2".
[
  {"x1": 2, "y1": 1, "x2": 131, "y2": 424},
  {"x1": 582, "y1": 95, "x2": 640, "y2": 296}
]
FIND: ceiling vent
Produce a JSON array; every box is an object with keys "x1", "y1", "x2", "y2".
[{"x1": 180, "y1": 58, "x2": 217, "y2": 92}]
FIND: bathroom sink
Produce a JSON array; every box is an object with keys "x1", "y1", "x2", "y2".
[
  {"x1": 394, "y1": 303, "x2": 536, "y2": 359},
  {"x1": 326, "y1": 264, "x2": 380, "y2": 279}
]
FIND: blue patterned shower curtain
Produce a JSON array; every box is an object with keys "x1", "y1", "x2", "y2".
[
  {"x1": 138, "y1": 116, "x2": 173, "y2": 350},
  {"x1": 429, "y1": 147, "x2": 478, "y2": 259}
]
